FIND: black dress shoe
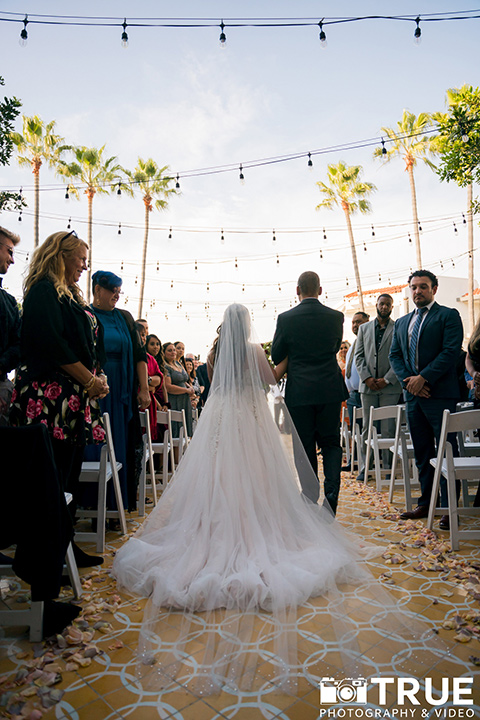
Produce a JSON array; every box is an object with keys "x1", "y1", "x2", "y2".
[
  {"x1": 341, "y1": 464, "x2": 351, "y2": 472},
  {"x1": 400, "y1": 505, "x2": 429, "y2": 520},
  {"x1": 72, "y1": 542, "x2": 104, "y2": 567},
  {"x1": 439, "y1": 515, "x2": 450, "y2": 530}
]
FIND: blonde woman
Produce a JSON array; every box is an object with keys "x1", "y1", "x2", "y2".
[{"x1": 10, "y1": 230, "x2": 108, "y2": 567}]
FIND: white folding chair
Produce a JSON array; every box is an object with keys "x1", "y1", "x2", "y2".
[
  {"x1": 388, "y1": 410, "x2": 420, "y2": 512},
  {"x1": 75, "y1": 413, "x2": 127, "y2": 553},
  {"x1": 340, "y1": 406, "x2": 351, "y2": 467},
  {"x1": 152, "y1": 410, "x2": 174, "y2": 486},
  {"x1": 350, "y1": 406, "x2": 363, "y2": 472},
  {"x1": 364, "y1": 404, "x2": 400, "y2": 490},
  {"x1": 170, "y1": 408, "x2": 189, "y2": 463},
  {"x1": 138, "y1": 410, "x2": 158, "y2": 517},
  {"x1": 0, "y1": 493, "x2": 82, "y2": 641},
  {"x1": 428, "y1": 408, "x2": 480, "y2": 550}
]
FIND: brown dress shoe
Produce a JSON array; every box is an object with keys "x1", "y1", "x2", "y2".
[
  {"x1": 400, "y1": 505, "x2": 429, "y2": 520},
  {"x1": 439, "y1": 515, "x2": 450, "y2": 530}
]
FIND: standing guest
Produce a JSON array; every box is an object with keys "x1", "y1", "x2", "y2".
[
  {"x1": 337, "y1": 341, "x2": 350, "y2": 372},
  {"x1": 174, "y1": 340, "x2": 187, "y2": 371},
  {"x1": 196, "y1": 361, "x2": 210, "y2": 406},
  {"x1": 389, "y1": 270, "x2": 463, "y2": 527},
  {"x1": 163, "y1": 341, "x2": 194, "y2": 438},
  {"x1": 10, "y1": 230, "x2": 107, "y2": 567},
  {"x1": 271, "y1": 271, "x2": 348, "y2": 513},
  {"x1": 342, "y1": 311, "x2": 370, "y2": 471},
  {"x1": 0, "y1": 227, "x2": 21, "y2": 424},
  {"x1": 135, "y1": 323, "x2": 162, "y2": 441},
  {"x1": 185, "y1": 356, "x2": 201, "y2": 414},
  {"x1": 136, "y1": 318, "x2": 148, "y2": 335},
  {"x1": 355, "y1": 294, "x2": 402, "y2": 482},
  {"x1": 87, "y1": 271, "x2": 149, "y2": 512},
  {"x1": 146, "y1": 333, "x2": 169, "y2": 409}
]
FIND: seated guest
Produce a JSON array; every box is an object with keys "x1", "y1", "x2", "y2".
[
  {"x1": 10, "y1": 230, "x2": 107, "y2": 567},
  {"x1": 85, "y1": 271, "x2": 149, "y2": 512}
]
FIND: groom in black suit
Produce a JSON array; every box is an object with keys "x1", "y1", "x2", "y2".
[{"x1": 271, "y1": 271, "x2": 348, "y2": 513}]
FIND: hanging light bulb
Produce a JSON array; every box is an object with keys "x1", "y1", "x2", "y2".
[
  {"x1": 168, "y1": 227, "x2": 172, "y2": 239},
  {"x1": 453, "y1": 222, "x2": 458, "y2": 234},
  {"x1": 194, "y1": 260, "x2": 198, "y2": 271},
  {"x1": 463, "y1": 213, "x2": 467, "y2": 224},
  {"x1": 413, "y1": 16, "x2": 421, "y2": 44},
  {"x1": 18, "y1": 210, "x2": 22, "y2": 222},
  {"x1": 220, "y1": 229, "x2": 225, "y2": 244},
  {"x1": 175, "y1": 174, "x2": 180, "y2": 189},
  {"x1": 418, "y1": 221, "x2": 422, "y2": 232},
  {"x1": 408, "y1": 233, "x2": 412, "y2": 243},
  {"x1": 207, "y1": 283, "x2": 210, "y2": 292},
  {"x1": 116, "y1": 182, "x2": 122, "y2": 197},
  {"x1": 239, "y1": 164, "x2": 245, "y2": 184},
  {"x1": 170, "y1": 280, "x2": 173, "y2": 289},
  {"x1": 234, "y1": 257, "x2": 238, "y2": 269},
  {"x1": 67, "y1": 217, "x2": 71, "y2": 230},
  {"x1": 118, "y1": 223, "x2": 122, "y2": 235},
  {"x1": 65, "y1": 186, "x2": 70, "y2": 200},
  {"x1": 19, "y1": 15, "x2": 28, "y2": 47},
  {"x1": 318, "y1": 19, "x2": 327, "y2": 47},
  {"x1": 363, "y1": 242, "x2": 367, "y2": 252},
  {"x1": 156, "y1": 261, "x2": 160, "y2": 271},
  {"x1": 371, "y1": 225, "x2": 375, "y2": 237},
  {"x1": 307, "y1": 152, "x2": 313, "y2": 170},
  {"x1": 323, "y1": 228, "x2": 327, "y2": 241},
  {"x1": 276, "y1": 254, "x2": 280, "y2": 265},
  {"x1": 319, "y1": 249, "x2": 323, "y2": 259},
  {"x1": 121, "y1": 19, "x2": 129, "y2": 48},
  {"x1": 121, "y1": 261, "x2": 124, "y2": 271},
  {"x1": 381, "y1": 138, "x2": 387, "y2": 156},
  {"x1": 451, "y1": 258, "x2": 455, "y2": 268},
  {"x1": 272, "y1": 229, "x2": 276, "y2": 243},
  {"x1": 219, "y1": 20, "x2": 226, "y2": 47}
]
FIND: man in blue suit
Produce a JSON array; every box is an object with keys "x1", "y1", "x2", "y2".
[
  {"x1": 389, "y1": 270, "x2": 463, "y2": 527},
  {"x1": 271, "y1": 271, "x2": 348, "y2": 513}
]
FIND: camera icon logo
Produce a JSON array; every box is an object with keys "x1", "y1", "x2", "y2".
[{"x1": 319, "y1": 677, "x2": 368, "y2": 704}]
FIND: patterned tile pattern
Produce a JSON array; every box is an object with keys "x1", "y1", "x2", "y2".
[{"x1": 1, "y1": 472, "x2": 480, "y2": 718}]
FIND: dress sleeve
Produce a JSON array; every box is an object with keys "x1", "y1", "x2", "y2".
[{"x1": 22, "y1": 282, "x2": 80, "y2": 368}]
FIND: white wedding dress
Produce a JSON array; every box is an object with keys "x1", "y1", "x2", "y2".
[{"x1": 113, "y1": 304, "x2": 439, "y2": 693}]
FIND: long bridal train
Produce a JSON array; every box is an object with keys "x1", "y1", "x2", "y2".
[{"x1": 112, "y1": 304, "x2": 445, "y2": 694}]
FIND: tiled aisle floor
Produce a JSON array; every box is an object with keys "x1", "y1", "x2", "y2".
[{"x1": 1, "y1": 472, "x2": 480, "y2": 719}]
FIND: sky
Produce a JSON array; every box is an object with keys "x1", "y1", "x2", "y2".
[{"x1": 0, "y1": 1, "x2": 479, "y2": 357}]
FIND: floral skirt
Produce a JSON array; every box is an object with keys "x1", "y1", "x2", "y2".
[{"x1": 10, "y1": 365, "x2": 105, "y2": 446}]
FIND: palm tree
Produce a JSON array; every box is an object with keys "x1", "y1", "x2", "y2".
[
  {"x1": 57, "y1": 146, "x2": 124, "y2": 301},
  {"x1": 316, "y1": 162, "x2": 376, "y2": 312},
  {"x1": 125, "y1": 158, "x2": 177, "y2": 317},
  {"x1": 373, "y1": 110, "x2": 436, "y2": 269},
  {"x1": 10, "y1": 115, "x2": 68, "y2": 248}
]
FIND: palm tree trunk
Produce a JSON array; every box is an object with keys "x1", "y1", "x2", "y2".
[
  {"x1": 33, "y1": 161, "x2": 41, "y2": 249},
  {"x1": 467, "y1": 181, "x2": 475, "y2": 333},
  {"x1": 342, "y1": 203, "x2": 364, "y2": 312},
  {"x1": 138, "y1": 197, "x2": 151, "y2": 318},
  {"x1": 86, "y1": 188, "x2": 95, "y2": 303},
  {"x1": 406, "y1": 159, "x2": 422, "y2": 269}
]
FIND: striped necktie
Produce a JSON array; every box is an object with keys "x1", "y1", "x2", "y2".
[
  {"x1": 346, "y1": 339, "x2": 356, "y2": 379},
  {"x1": 408, "y1": 307, "x2": 427, "y2": 373}
]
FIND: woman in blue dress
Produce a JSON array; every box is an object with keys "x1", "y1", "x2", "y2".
[{"x1": 85, "y1": 271, "x2": 150, "y2": 511}]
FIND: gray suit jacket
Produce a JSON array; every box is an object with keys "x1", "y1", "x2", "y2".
[{"x1": 355, "y1": 318, "x2": 402, "y2": 395}]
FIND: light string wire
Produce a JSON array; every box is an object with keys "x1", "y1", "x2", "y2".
[
  {"x1": 1, "y1": 10, "x2": 480, "y2": 28},
  {"x1": 0, "y1": 127, "x2": 442, "y2": 193}
]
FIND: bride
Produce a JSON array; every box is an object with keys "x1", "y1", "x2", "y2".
[{"x1": 113, "y1": 303, "x2": 438, "y2": 693}]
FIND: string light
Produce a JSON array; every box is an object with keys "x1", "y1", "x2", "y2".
[
  {"x1": 175, "y1": 174, "x2": 180, "y2": 189},
  {"x1": 121, "y1": 18, "x2": 128, "y2": 48},
  {"x1": 319, "y1": 249, "x2": 323, "y2": 259},
  {"x1": 307, "y1": 152, "x2": 313, "y2": 169},
  {"x1": 408, "y1": 233, "x2": 412, "y2": 243},
  {"x1": 235, "y1": 257, "x2": 238, "y2": 269},
  {"x1": 276, "y1": 254, "x2": 280, "y2": 265},
  {"x1": 168, "y1": 227, "x2": 172, "y2": 239},
  {"x1": 371, "y1": 225, "x2": 375, "y2": 237},
  {"x1": 219, "y1": 20, "x2": 226, "y2": 46},
  {"x1": 220, "y1": 229, "x2": 225, "y2": 244},
  {"x1": 453, "y1": 222, "x2": 458, "y2": 234},
  {"x1": 363, "y1": 242, "x2": 367, "y2": 252},
  {"x1": 19, "y1": 15, "x2": 28, "y2": 47},
  {"x1": 272, "y1": 229, "x2": 276, "y2": 243},
  {"x1": 414, "y1": 16, "x2": 421, "y2": 44},
  {"x1": 381, "y1": 138, "x2": 387, "y2": 155},
  {"x1": 18, "y1": 209, "x2": 22, "y2": 222},
  {"x1": 116, "y1": 182, "x2": 122, "y2": 197},
  {"x1": 156, "y1": 261, "x2": 159, "y2": 271},
  {"x1": 121, "y1": 261, "x2": 124, "y2": 271},
  {"x1": 195, "y1": 260, "x2": 198, "y2": 271},
  {"x1": 463, "y1": 213, "x2": 467, "y2": 224},
  {"x1": 64, "y1": 186, "x2": 70, "y2": 200},
  {"x1": 118, "y1": 222, "x2": 122, "y2": 235},
  {"x1": 323, "y1": 228, "x2": 327, "y2": 241},
  {"x1": 418, "y1": 221, "x2": 422, "y2": 231},
  {"x1": 318, "y1": 19, "x2": 327, "y2": 47},
  {"x1": 67, "y1": 217, "x2": 71, "y2": 229},
  {"x1": 239, "y1": 164, "x2": 245, "y2": 184}
]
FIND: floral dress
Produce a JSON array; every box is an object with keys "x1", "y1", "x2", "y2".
[{"x1": 10, "y1": 308, "x2": 105, "y2": 445}]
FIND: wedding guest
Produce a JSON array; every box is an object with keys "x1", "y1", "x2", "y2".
[
  {"x1": 174, "y1": 340, "x2": 187, "y2": 371},
  {"x1": 0, "y1": 226, "x2": 21, "y2": 425},
  {"x1": 163, "y1": 341, "x2": 194, "y2": 438},
  {"x1": 86, "y1": 271, "x2": 149, "y2": 512},
  {"x1": 196, "y1": 361, "x2": 210, "y2": 405},
  {"x1": 10, "y1": 230, "x2": 107, "y2": 567},
  {"x1": 342, "y1": 311, "x2": 369, "y2": 471},
  {"x1": 146, "y1": 334, "x2": 169, "y2": 410},
  {"x1": 337, "y1": 340, "x2": 350, "y2": 372},
  {"x1": 136, "y1": 322, "x2": 162, "y2": 441},
  {"x1": 185, "y1": 357, "x2": 201, "y2": 400},
  {"x1": 389, "y1": 270, "x2": 463, "y2": 528},
  {"x1": 466, "y1": 322, "x2": 480, "y2": 506}
]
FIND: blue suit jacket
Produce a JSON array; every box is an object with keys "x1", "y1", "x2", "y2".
[{"x1": 389, "y1": 302, "x2": 463, "y2": 401}]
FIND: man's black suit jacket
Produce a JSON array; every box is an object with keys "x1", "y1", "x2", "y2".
[
  {"x1": 389, "y1": 301, "x2": 463, "y2": 402},
  {"x1": 271, "y1": 298, "x2": 348, "y2": 407}
]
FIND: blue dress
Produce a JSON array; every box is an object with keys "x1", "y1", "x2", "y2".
[{"x1": 84, "y1": 308, "x2": 134, "y2": 509}]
